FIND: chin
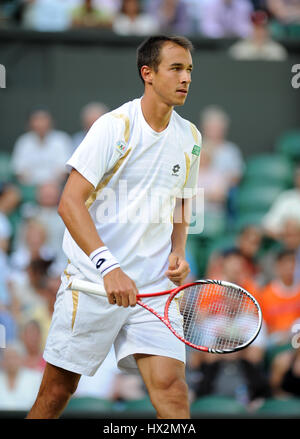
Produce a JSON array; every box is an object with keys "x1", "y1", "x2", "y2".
[{"x1": 174, "y1": 98, "x2": 187, "y2": 107}]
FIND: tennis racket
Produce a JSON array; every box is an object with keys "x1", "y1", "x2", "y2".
[{"x1": 69, "y1": 278, "x2": 262, "y2": 354}]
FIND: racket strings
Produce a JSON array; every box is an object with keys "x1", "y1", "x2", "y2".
[{"x1": 174, "y1": 283, "x2": 260, "y2": 352}]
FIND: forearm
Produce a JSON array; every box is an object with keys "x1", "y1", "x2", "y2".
[
  {"x1": 58, "y1": 195, "x2": 104, "y2": 256},
  {"x1": 171, "y1": 198, "x2": 191, "y2": 255},
  {"x1": 57, "y1": 169, "x2": 105, "y2": 257}
]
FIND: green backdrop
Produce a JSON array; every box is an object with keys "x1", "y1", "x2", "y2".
[{"x1": 0, "y1": 30, "x2": 299, "y2": 156}]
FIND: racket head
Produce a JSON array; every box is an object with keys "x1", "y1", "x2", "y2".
[{"x1": 164, "y1": 279, "x2": 262, "y2": 354}]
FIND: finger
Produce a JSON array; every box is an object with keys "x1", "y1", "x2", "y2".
[
  {"x1": 168, "y1": 254, "x2": 179, "y2": 270},
  {"x1": 167, "y1": 269, "x2": 190, "y2": 283},
  {"x1": 107, "y1": 293, "x2": 117, "y2": 305},
  {"x1": 121, "y1": 292, "x2": 129, "y2": 308},
  {"x1": 129, "y1": 288, "x2": 138, "y2": 307},
  {"x1": 166, "y1": 268, "x2": 181, "y2": 276},
  {"x1": 166, "y1": 267, "x2": 188, "y2": 277},
  {"x1": 115, "y1": 293, "x2": 123, "y2": 307}
]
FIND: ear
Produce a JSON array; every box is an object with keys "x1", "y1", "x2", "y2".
[{"x1": 140, "y1": 65, "x2": 153, "y2": 85}]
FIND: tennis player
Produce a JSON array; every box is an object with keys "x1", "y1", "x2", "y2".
[{"x1": 27, "y1": 35, "x2": 201, "y2": 419}]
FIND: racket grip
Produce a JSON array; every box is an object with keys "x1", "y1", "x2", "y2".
[{"x1": 70, "y1": 279, "x2": 107, "y2": 297}]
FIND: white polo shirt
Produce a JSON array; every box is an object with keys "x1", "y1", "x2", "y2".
[{"x1": 63, "y1": 98, "x2": 201, "y2": 293}]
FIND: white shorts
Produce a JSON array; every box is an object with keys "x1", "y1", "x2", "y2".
[{"x1": 43, "y1": 273, "x2": 186, "y2": 376}]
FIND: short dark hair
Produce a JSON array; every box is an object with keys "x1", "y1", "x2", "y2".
[{"x1": 137, "y1": 35, "x2": 194, "y2": 83}]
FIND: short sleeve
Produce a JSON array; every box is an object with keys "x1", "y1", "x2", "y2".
[
  {"x1": 180, "y1": 128, "x2": 202, "y2": 199},
  {"x1": 66, "y1": 114, "x2": 125, "y2": 188}
]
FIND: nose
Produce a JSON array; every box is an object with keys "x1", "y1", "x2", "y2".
[{"x1": 181, "y1": 70, "x2": 192, "y2": 84}]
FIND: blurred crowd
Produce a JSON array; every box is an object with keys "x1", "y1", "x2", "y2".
[
  {"x1": 0, "y1": 99, "x2": 300, "y2": 413},
  {"x1": 0, "y1": 0, "x2": 299, "y2": 56}
]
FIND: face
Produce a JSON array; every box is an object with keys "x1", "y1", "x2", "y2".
[
  {"x1": 202, "y1": 116, "x2": 227, "y2": 142},
  {"x1": 222, "y1": 255, "x2": 246, "y2": 284},
  {"x1": 37, "y1": 182, "x2": 60, "y2": 207},
  {"x1": 29, "y1": 111, "x2": 52, "y2": 138},
  {"x1": 277, "y1": 255, "x2": 295, "y2": 284},
  {"x1": 144, "y1": 42, "x2": 193, "y2": 107},
  {"x1": 281, "y1": 219, "x2": 300, "y2": 249},
  {"x1": 238, "y1": 226, "x2": 262, "y2": 257}
]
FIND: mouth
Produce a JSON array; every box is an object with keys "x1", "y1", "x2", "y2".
[{"x1": 176, "y1": 89, "x2": 188, "y2": 96}]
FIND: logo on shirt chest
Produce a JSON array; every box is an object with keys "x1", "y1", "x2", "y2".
[
  {"x1": 172, "y1": 164, "x2": 180, "y2": 176},
  {"x1": 115, "y1": 140, "x2": 128, "y2": 155}
]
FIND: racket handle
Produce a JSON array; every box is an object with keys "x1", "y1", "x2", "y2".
[{"x1": 70, "y1": 279, "x2": 107, "y2": 297}]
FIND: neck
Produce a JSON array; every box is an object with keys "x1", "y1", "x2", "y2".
[{"x1": 141, "y1": 94, "x2": 173, "y2": 133}]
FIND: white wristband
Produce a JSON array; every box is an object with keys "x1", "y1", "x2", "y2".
[{"x1": 89, "y1": 246, "x2": 120, "y2": 278}]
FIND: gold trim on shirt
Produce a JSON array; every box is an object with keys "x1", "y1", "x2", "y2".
[
  {"x1": 112, "y1": 113, "x2": 130, "y2": 143},
  {"x1": 85, "y1": 148, "x2": 131, "y2": 209},
  {"x1": 85, "y1": 113, "x2": 131, "y2": 210},
  {"x1": 190, "y1": 122, "x2": 199, "y2": 144},
  {"x1": 184, "y1": 152, "x2": 191, "y2": 187}
]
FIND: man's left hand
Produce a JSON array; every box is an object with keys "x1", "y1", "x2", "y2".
[{"x1": 165, "y1": 252, "x2": 190, "y2": 286}]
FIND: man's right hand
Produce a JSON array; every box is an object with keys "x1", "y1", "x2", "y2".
[{"x1": 103, "y1": 268, "x2": 138, "y2": 307}]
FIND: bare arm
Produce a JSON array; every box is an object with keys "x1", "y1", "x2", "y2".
[
  {"x1": 165, "y1": 198, "x2": 191, "y2": 285},
  {"x1": 58, "y1": 169, "x2": 137, "y2": 306},
  {"x1": 58, "y1": 169, "x2": 104, "y2": 255}
]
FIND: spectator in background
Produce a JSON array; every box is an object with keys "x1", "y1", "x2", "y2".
[
  {"x1": 75, "y1": 346, "x2": 146, "y2": 400},
  {"x1": 10, "y1": 218, "x2": 55, "y2": 273},
  {"x1": 260, "y1": 249, "x2": 300, "y2": 345},
  {"x1": 0, "y1": 0, "x2": 24, "y2": 27},
  {"x1": 229, "y1": 10, "x2": 288, "y2": 60},
  {"x1": 73, "y1": 101, "x2": 109, "y2": 150},
  {"x1": 270, "y1": 342, "x2": 300, "y2": 397},
  {"x1": 11, "y1": 108, "x2": 72, "y2": 186},
  {"x1": 10, "y1": 257, "x2": 54, "y2": 347},
  {"x1": 187, "y1": 248, "x2": 269, "y2": 406},
  {"x1": 187, "y1": 348, "x2": 270, "y2": 406},
  {"x1": 266, "y1": 0, "x2": 300, "y2": 24},
  {"x1": 19, "y1": 182, "x2": 66, "y2": 270},
  {"x1": 199, "y1": 0, "x2": 253, "y2": 38},
  {"x1": 22, "y1": 0, "x2": 76, "y2": 31},
  {"x1": 260, "y1": 217, "x2": 300, "y2": 284},
  {"x1": 262, "y1": 165, "x2": 300, "y2": 240},
  {"x1": 0, "y1": 187, "x2": 20, "y2": 344},
  {"x1": 206, "y1": 226, "x2": 263, "y2": 292},
  {"x1": 284, "y1": 219, "x2": 300, "y2": 284},
  {"x1": 94, "y1": 0, "x2": 121, "y2": 15},
  {"x1": 181, "y1": 0, "x2": 206, "y2": 34},
  {"x1": 113, "y1": 0, "x2": 159, "y2": 36},
  {"x1": 0, "y1": 342, "x2": 43, "y2": 410},
  {"x1": 196, "y1": 145, "x2": 230, "y2": 237},
  {"x1": 71, "y1": 0, "x2": 113, "y2": 28},
  {"x1": 145, "y1": 0, "x2": 190, "y2": 34},
  {"x1": 0, "y1": 207, "x2": 12, "y2": 258},
  {"x1": 236, "y1": 224, "x2": 263, "y2": 278},
  {"x1": 0, "y1": 216, "x2": 18, "y2": 344},
  {"x1": 200, "y1": 106, "x2": 244, "y2": 189},
  {"x1": 20, "y1": 319, "x2": 46, "y2": 372},
  {"x1": 217, "y1": 248, "x2": 261, "y2": 295},
  {"x1": 0, "y1": 182, "x2": 20, "y2": 221}
]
